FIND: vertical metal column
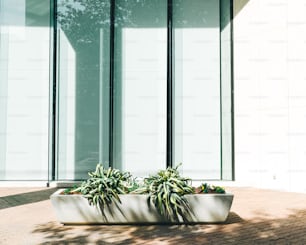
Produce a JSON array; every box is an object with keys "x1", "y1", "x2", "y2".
[
  {"x1": 50, "y1": 0, "x2": 58, "y2": 182},
  {"x1": 109, "y1": 0, "x2": 115, "y2": 168},
  {"x1": 230, "y1": 0, "x2": 235, "y2": 180},
  {"x1": 166, "y1": 0, "x2": 173, "y2": 168},
  {"x1": 219, "y1": 0, "x2": 224, "y2": 180}
]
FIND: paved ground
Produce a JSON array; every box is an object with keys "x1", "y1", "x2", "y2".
[{"x1": 1, "y1": 187, "x2": 306, "y2": 244}]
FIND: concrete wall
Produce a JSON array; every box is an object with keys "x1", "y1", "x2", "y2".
[{"x1": 234, "y1": 0, "x2": 306, "y2": 192}]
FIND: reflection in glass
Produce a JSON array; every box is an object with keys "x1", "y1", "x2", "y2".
[
  {"x1": 220, "y1": 0, "x2": 233, "y2": 180},
  {"x1": 0, "y1": 1, "x2": 232, "y2": 181},
  {"x1": 113, "y1": 0, "x2": 167, "y2": 176},
  {"x1": 57, "y1": 0, "x2": 110, "y2": 179},
  {"x1": 55, "y1": 0, "x2": 232, "y2": 180}
]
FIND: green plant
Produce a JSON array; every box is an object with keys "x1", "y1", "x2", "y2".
[
  {"x1": 199, "y1": 183, "x2": 225, "y2": 194},
  {"x1": 62, "y1": 184, "x2": 80, "y2": 195},
  {"x1": 126, "y1": 177, "x2": 143, "y2": 193},
  {"x1": 75, "y1": 164, "x2": 132, "y2": 211},
  {"x1": 136, "y1": 164, "x2": 194, "y2": 222},
  {"x1": 67, "y1": 163, "x2": 227, "y2": 222}
]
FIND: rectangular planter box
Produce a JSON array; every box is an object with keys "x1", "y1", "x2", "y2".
[{"x1": 50, "y1": 189, "x2": 234, "y2": 224}]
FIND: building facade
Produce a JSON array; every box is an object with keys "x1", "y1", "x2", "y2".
[{"x1": 1, "y1": 0, "x2": 306, "y2": 193}]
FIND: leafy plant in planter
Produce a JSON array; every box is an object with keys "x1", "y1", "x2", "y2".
[
  {"x1": 51, "y1": 163, "x2": 234, "y2": 224},
  {"x1": 62, "y1": 184, "x2": 79, "y2": 195},
  {"x1": 73, "y1": 164, "x2": 133, "y2": 212},
  {"x1": 134, "y1": 164, "x2": 194, "y2": 222},
  {"x1": 194, "y1": 183, "x2": 226, "y2": 194}
]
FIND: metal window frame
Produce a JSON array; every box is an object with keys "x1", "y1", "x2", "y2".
[
  {"x1": 48, "y1": 0, "x2": 58, "y2": 184},
  {"x1": 166, "y1": 0, "x2": 173, "y2": 168},
  {"x1": 109, "y1": 0, "x2": 115, "y2": 168},
  {"x1": 230, "y1": 0, "x2": 235, "y2": 180}
]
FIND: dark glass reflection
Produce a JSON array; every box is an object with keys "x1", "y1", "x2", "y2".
[{"x1": 57, "y1": 0, "x2": 111, "y2": 179}]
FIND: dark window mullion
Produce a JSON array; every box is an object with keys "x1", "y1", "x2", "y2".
[
  {"x1": 51, "y1": 0, "x2": 58, "y2": 182},
  {"x1": 230, "y1": 0, "x2": 235, "y2": 180},
  {"x1": 219, "y1": 0, "x2": 223, "y2": 180},
  {"x1": 109, "y1": 0, "x2": 115, "y2": 168},
  {"x1": 167, "y1": 0, "x2": 173, "y2": 168}
]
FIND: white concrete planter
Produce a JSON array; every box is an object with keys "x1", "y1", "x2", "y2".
[{"x1": 50, "y1": 189, "x2": 234, "y2": 224}]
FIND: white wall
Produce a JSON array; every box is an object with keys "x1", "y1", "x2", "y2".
[{"x1": 234, "y1": 0, "x2": 306, "y2": 192}]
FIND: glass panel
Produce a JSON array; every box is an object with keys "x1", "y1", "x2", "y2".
[
  {"x1": 113, "y1": 0, "x2": 167, "y2": 176},
  {"x1": 57, "y1": 0, "x2": 110, "y2": 179},
  {"x1": 220, "y1": 0, "x2": 233, "y2": 180},
  {"x1": 173, "y1": 0, "x2": 221, "y2": 179},
  {"x1": 0, "y1": 0, "x2": 50, "y2": 180}
]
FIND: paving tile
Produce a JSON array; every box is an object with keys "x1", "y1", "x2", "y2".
[{"x1": 1, "y1": 187, "x2": 306, "y2": 244}]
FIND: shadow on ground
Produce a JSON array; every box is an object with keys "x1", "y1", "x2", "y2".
[
  {"x1": 0, "y1": 188, "x2": 57, "y2": 209},
  {"x1": 32, "y1": 209, "x2": 306, "y2": 244}
]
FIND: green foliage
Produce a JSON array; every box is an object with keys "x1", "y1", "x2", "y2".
[
  {"x1": 136, "y1": 164, "x2": 194, "y2": 222},
  {"x1": 126, "y1": 178, "x2": 143, "y2": 193},
  {"x1": 71, "y1": 163, "x2": 226, "y2": 221},
  {"x1": 201, "y1": 183, "x2": 225, "y2": 194},
  {"x1": 75, "y1": 164, "x2": 132, "y2": 211},
  {"x1": 62, "y1": 184, "x2": 80, "y2": 195}
]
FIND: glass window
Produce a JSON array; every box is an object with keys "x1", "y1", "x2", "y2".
[
  {"x1": 113, "y1": 0, "x2": 167, "y2": 176},
  {"x1": 220, "y1": 0, "x2": 233, "y2": 180},
  {"x1": 57, "y1": 0, "x2": 111, "y2": 179},
  {"x1": 173, "y1": 0, "x2": 221, "y2": 179},
  {"x1": 55, "y1": 0, "x2": 233, "y2": 181},
  {"x1": 0, "y1": 1, "x2": 232, "y2": 181},
  {"x1": 0, "y1": 0, "x2": 50, "y2": 180}
]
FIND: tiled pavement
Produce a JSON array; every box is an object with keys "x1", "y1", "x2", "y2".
[{"x1": 1, "y1": 187, "x2": 306, "y2": 244}]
